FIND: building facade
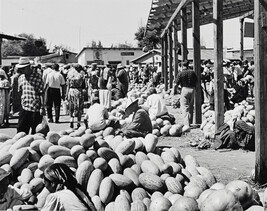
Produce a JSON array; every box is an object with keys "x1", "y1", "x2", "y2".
[{"x1": 77, "y1": 47, "x2": 143, "y2": 66}]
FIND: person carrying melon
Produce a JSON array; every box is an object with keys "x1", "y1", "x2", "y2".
[
  {"x1": 41, "y1": 163, "x2": 96, "y2": 211},
  {"x1": 117, "y1": 99, "x2": 152, "y2": 138}
]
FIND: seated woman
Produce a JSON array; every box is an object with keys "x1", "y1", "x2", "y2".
[
  {"x1": 142, "y1": 87, "x2": 175, "y2": 124},
  {"x1": 0, "y1": 168, "x2": 32, "y2": 210},
  {"x1": 119, "y1": 99, "x2": 152, "y2": 138},
  {"x1": 41, "y1": 163, "x2": 96, "y2": 211}
]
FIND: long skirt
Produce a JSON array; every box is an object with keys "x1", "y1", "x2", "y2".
[{"x1": 68, "y1": 88, "x2": 84, "y2": 118}]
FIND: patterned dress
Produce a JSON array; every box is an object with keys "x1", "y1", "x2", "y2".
[{"x1": 67, "y1": 69, "x2": 85, "y2": 117}]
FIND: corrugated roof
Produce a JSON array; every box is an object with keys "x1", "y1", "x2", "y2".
[{"x1": 145, "y1": 0, "x2": 253, "y2": 36}]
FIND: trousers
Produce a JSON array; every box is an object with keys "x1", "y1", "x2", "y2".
[
  {"x1": 46, "y1": 87, "x2": 61, "y2": 121},
  {"x1": 180, "y1": 87, "x2": 195, "y2": 127}
]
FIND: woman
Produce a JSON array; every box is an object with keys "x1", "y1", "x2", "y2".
[
  {"x1": 41, "y1": 163, "x2": 96, "y2": 211},
  {"x1": 66, "y1": 64, "x2": 86, "y2": 128},
  {"x1": 10, "y1": 67, "x2": 21, "y2": 115},
  {"x1": 98, "y1": 68, "x2": 112, "y2": 110},
  {"x1": 0, "y1": 69, "x2": 11, "y2": 127}
]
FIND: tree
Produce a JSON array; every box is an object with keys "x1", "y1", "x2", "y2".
[
  {"x1": 2, "y1": 33, "x2": 49, "y2": 57},
  {"x1": 134, "y1": 26, "x2": 161, "y2": 51}
]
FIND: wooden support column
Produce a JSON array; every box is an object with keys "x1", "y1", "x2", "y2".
[
  {"x1": 0, "y1": 38, "x2": 2, "y2": 66},
  {"x1": 173, "y1": 20, "x2": 179, "y2": 78},
  {"x1": 192, "y1": 0, "x2": 201, "y2": 124},
  {"x1": 255, "y1": 0, "x2": 267, "y2": 184},
  {"x1": 240, "y1": 18, "x2": 244, "y2": 61},
  {"x1": 181, "y1": 8, "x2": 188, "y2": 61},
  {"x1": 161, "y1": 38, "x2": 165, "y2": 83},
  {"x1": 164, "y1": 34, "x2": 169, "y2": 91},
  {"x1": 168, "y1": 27, "x2": 173, "y2": 89},
  {"x1": 213, "y1": 0, "x2": 224, "y2": 130}
]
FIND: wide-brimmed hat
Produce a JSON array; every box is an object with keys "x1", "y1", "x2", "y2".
[
  {"x1": 16, "y1": 57, "x2": 34, "y2": 69},
  {"x1": 117, "y1": 64, "x2": 124, "y2": 69},
  {"x1": 125, "y1": 99, "x2": 139, "y2": 116},
  {"x1": 0, "y1": 168, "x2": 11, "y2": 181}
]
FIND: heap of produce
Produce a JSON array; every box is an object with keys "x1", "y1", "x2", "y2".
[
  {"x1": 0, "y1": 128, "x2": 264, "y2": 210},
  {"x1": 201, "y1": 100, "x2": 255, "y2": 140}
]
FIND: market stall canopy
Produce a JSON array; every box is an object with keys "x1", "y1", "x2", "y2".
[
  {"x1": 0, "y1": 33, "x2": 27, "y2": 66},
  {"x1": 145, "y1": 0, "x2": 254, "y2": 36},
  {"x1": 0, "y1": 33, "x2": 26, "y2": 41}
]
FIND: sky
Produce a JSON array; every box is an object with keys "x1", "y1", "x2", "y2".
[{"x1": 0, "y1": 0, "x2": 254, "y2": 53}]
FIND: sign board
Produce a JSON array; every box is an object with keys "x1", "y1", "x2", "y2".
[{"x1": 244, "y1": 22, "x2": 254, "y2": 38}]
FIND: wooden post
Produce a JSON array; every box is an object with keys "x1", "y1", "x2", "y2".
[
  {"x1": 181, "y1": 8, "x2": 188, "y2": 61},
  {"x1": 213, "y1": 0, "x2": 224, "y2": 130},
  {"x1": 173, "y1": 20, "x2": 179, "y2": 79},
  {"x1": 192, "y1": 0, "x2": 202, "y2": 124},
  {"x1": 0, "y1": 38, "x2": 2, "y2": 66},
  {"x1": 168, "y1": 27, "x2": 173, "y2": 89},
  {"x1": 255, "y1": 0, "x2": 267, "y2": 184},
  {"x1": 161, "y1": 38, "x2": 165, "y2": 83},
  {"x1": 240, "y1": 18, "x2": 244, "y2": 61},
  {"x1": 164, "y1": 34, "x2": 169, "y2": 91}
]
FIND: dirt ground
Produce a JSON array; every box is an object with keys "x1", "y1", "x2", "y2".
[{"x1": 0, "y1": 101, "x2": 255, "y2": 186}]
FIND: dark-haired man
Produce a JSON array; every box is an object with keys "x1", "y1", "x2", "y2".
[
  {"x1": 45, "y1": 63, "x2": 65, "y2": 123},
  {"x1": 174, "y1": 60, "x2": 198, "y2": 127}
]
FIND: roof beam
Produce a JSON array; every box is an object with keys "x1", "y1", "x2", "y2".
[{"x1": 161, "y1": 0, "x2": 191, "y2": 37}]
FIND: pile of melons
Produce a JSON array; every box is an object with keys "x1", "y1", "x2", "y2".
[{"x1": 0, "y1": 128, "x2": 263, "y2": 210}]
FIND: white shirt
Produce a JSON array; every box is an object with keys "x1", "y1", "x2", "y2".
[
  {"x1": 144, "y1": 93, "x2": 168, "y2": 118},
  {"x1": 84, "y1": 103, "x2": 109, "y2": 131},
  {"x1": 45, "y1": 70, "x2": 65, "y2": 89}
]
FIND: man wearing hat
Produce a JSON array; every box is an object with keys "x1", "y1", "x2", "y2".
[
  {"x1": 174, "y1": 60, "x2": 198, "y2": 127},
  {"x1": 17, "y1": 57, "x2": 45, "y2": 134},
  {"x1": 0, "y1": 168, "x2": 32, "y2": 210},
  {"x1": 119, "y1": 99, "x2": 152, "y2": 138},
  {"x1": 115, "y1": 64, "x2": 129, "y2": 100}
]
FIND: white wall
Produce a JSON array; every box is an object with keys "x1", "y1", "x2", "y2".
[{"x1": 78, "y1": 48, "x2": 143, "y2": 66}]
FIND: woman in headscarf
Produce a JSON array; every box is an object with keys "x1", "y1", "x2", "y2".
[
  {"x1": 0, "y1": 68, "x2": 11, "y2": 127},
  {"x1": 41, "y1": 163, "x2": 96, "y2": 211},
  {"x1": 66, "y1": 64, "x2": 86, "y2": 128}
]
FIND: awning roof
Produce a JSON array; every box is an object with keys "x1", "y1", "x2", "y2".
[
  {"x1": 131, "y1": 49, "x2": 161, "y2": 64},
  {"x1": 145, "y1": 0, "x2": 254, "y2": 36},
  {"x1": 0, "y1": 33, "x2": 26, "y2": 41}
]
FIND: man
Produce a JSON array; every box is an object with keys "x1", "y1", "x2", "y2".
[
  {"x1": 17, "y1": 57, "x2": 45, "y2": 134},
  {"x1": 174, "y1": 60, "x2": 198, "y2": 127},
  {"x1": 115, "y1": 64, "x2": 129, "y2": 100},
  {"x1": 119, "y1": 99, "x2": 152, "y2": 138},
  {"x1": 142, "y1": 87, "x2": 175, "y2": 124},
  {"x1": 83, "y1": 97, "x2": 119, "y2": 132},
  {"x1": 45, "y1": 63, "x2": 65, "y2": 123}
]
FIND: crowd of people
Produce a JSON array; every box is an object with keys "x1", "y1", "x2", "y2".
[{"x1": 0, "y1": 57, "x2": 255, "y2": 134}]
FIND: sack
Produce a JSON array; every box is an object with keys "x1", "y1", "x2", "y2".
[
  {"x1": 106, "y1": 77, "x2": 113, "y2": 90},
  {"x1": 35, "y1": 116, "x2": 50, "y2": 136},
  {"x1": 62, "y1": 100, "x2": 69, "y2": 115}
]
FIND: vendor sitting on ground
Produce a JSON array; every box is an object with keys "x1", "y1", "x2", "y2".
[
  {"x1": 84, "y1": 97, "x2": 119, "y2": 132},
  {"x1": 213, "y1": 119, "x2": 255, "y2": 151},
  {"x1": 142, "y1": 87, "x2": 175, "y2": 124},
  {"x1": 0, "y1": 168, "x2": 32, "y2": 210},
  {"x1": 118, "y1": 99, "x2": 152, "y2": 138}
]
